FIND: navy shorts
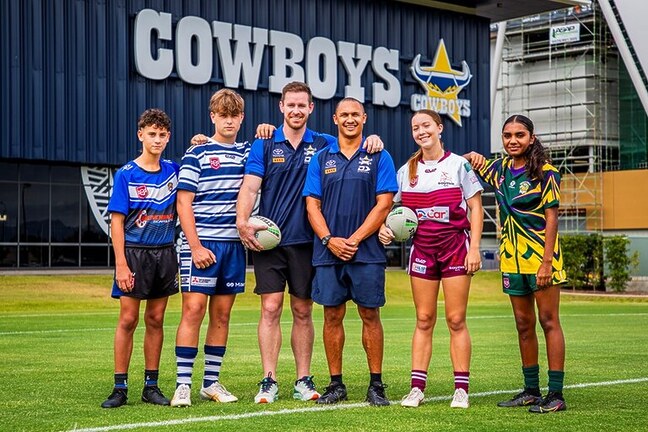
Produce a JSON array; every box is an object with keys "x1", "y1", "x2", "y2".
[
  {"x1": 179, "y1": 240, "x2": 246, "y2": 295},
  {"x1": 111, "y1": 245, "x2": 179, "y2": 299},
  {"x1": 252, "y1": 243, "x2": 314, "y2": 299},
  {"x1": 312, "y1": 263, "x2": 386, "y2": 308}
]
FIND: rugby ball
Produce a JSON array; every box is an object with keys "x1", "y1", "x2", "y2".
[
  {"x1": 248, "y1": 216, "x2": 282, "y2": 250},
  {"x1": 385, "y1": 207, "x2": 418, "y2": 242}
]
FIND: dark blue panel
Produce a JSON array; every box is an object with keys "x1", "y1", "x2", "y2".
[{"x1": 0, "y1": 0, "x2": 491, "y2": 168}]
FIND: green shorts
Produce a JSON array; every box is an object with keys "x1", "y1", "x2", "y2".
[{"x1": 502, "y1": 271, "x2": 567, "y2": 296}]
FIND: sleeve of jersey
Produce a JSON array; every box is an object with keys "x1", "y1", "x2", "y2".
[
  {"x1": 177, "y1": 149, "x2": 201, "y2": 193},
  {"x1": 478, "y1": 158, "x2": 502, "y2": 188},
  {"x1": 460, "y1": 160, "x2": 484, "y2": 199},
  {"x1": 393, "y1": 165, "x2": 407, "y2": 204},
  {"x1": 302, "y1": 152, "x2": 322, "y2": 199},
  {"x1": 107, "y1": 169, "x2": 129, "y2": 215},
  {"x1": 376, "y1": 151, "x2": 399, "y2": 195},
  {"x1": 244, "y1": 139, "x2": 265, "y2": 177},
  {"x1": 541, "y1": 166, "x2": 561, "y2": 208}
]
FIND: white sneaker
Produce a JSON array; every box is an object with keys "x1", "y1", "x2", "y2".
[
  {"x1": 170, "y1": 384, "x2": 192, "y2": 407},
  {"x1": 200, "y1": 381, "x2": 238, "y2": 403},
  {"x1": 254, "y1": 375, "x2": 279, "y2": 404},
  {"x1": 401, "y1": 387, "x2": 424, "y2": 408},
  {"x1": 450, "y1": 388, "x2": 469, "y2": 408},
  {"x1": 293, "y1": 376, "x2": 320, "y2": 401}
]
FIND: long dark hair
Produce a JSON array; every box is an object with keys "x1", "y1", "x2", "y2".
[{"x1": 502, "y1": 114, "x2": 550, "y2": 180}]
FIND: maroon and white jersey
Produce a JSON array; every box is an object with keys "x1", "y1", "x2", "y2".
[{"x1": 395, "y1": 151, "x2": 483, "y2": 248}]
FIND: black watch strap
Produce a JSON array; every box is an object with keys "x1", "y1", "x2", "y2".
[{"x1": 321, "y1": 235, "x2": 332, "y2": 246}]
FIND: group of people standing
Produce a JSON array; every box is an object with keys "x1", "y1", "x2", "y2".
[{"x1": 102, "y1": 81, "x2": 568, "y2": 415}]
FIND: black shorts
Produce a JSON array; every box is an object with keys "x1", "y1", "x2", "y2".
[
  {"x1": 251, "y1": 243, "x2": 314, "y2": 299},
  {"x1": 111, "y1": 245, "x2": 179, "y2": 299}
]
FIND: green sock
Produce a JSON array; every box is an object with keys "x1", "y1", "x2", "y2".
[
  {"x1": 522, "y1": 365, "x2": 540, "y2": 393},
  {"x1": 548, "y1": 370, "x2": 565, "y2": 393}
]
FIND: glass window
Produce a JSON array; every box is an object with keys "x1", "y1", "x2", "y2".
[
  {"x1": 0, "y1": 246, "x2": 18, "y2": 267},
  {"x1": 81, "y1": 197, "x2": 110, "y2": 243},
  {"x1": 0, "y1": 182, "x2": 19, "y2": 242},
  {"x1": 51, "y1": 246, "x2": 79, "y2": 267},
  {"x1": 81, "y1": 246, "x2": 110, "y2": 267},
  {"x1": 51, "y1": 185, "x2": 80, "y2": 243},
  {"x1": 0, "y1": 162, "x2": 18, "y2": 181},
  {"x1": 19, "y1": 183, "x2": 50, "y2": 242},
  {"x1": 51, "y1": 166, "x2": 81, "y2": 184},
  {"x1": 20, "y1": 164, "x2": 50, "y2": 183},
  {"x1": 20, "y1": 245, "x2": 48, "y2": 267}
]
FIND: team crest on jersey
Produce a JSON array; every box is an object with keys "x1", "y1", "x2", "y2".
[
  {"x1": 518, "y1": 181, "x2": 531, "y2": 194},
  {"x1": 167, "y1": 181, "x2": 174, "y2": 191},
  {"x1": 410, "y1": 39, "x2": 472, "y2": 126},
  {"x1": 358, "y1": 155, "x2": 372, "y2": 173},
  {"x1": 136, "y1": 185, "x2": 149, "y2": 198},
  {"x1": 410, "y1": 175, "x2": 419, "y2": 187},
  {"x1": 304, "y1": 145, "x2": 317, "y2": 163},
  {"x1": 324, "y1": 159, "x2": 337, "y2": 174},
  {"x1": 210, "y1": 157, "x2": 221, "y2": 170}
]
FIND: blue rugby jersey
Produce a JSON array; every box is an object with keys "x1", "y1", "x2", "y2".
[
  {"x1": 108, "y1": 159, "x2": 179, "y2": 246},
  {"x1": 177, "y1": 140, "x2": 250, "y2": 241},
  {"x1": 245, "y1": 126, "x2": 334, "y2": 246},
  {"x1": 302, "y1": 140, "x2": 398, "y2": 265}
]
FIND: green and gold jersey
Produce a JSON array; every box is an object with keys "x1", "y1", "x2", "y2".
[{"x1": 478, "y1": 157, "x2": 565, "y2": 275}]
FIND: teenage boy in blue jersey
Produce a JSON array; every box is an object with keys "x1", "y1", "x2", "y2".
[
  {"x1": 234, "y1": 82, "x2": 384, "y2": 404},
  {"x1": 170, "y1": 89, "x2": 249, "y2": 407},
  {"x1": 101, "y1": 109, "x2": 179, "y2": 408},
  {"x1": 303, "y1": 98, "x2": 398, "y2": 406}
]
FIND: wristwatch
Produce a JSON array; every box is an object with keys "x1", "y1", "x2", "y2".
[{"x1": 321, "y1": 235, "x2": 332, "y2": 246}]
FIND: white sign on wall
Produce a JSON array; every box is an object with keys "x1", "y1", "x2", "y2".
[{"x1": 550, "y1": 24, "x2": 580, "y2": 45}]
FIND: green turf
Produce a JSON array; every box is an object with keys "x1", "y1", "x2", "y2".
[{"x1": 0, "y1": 272, "x2": 647, "y2": 431}]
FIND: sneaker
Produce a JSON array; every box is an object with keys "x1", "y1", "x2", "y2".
[
  {"x1": 293, "y1": 375, "x2": 320, "y2": 401},
  {"x1": 450, "y1": 388, "x2": 469, "y2": 408},
  {"x1": 101, "y1": 388, "x2": 127, "y2": 408},
  {"x1": 141, "y1": 386, "x2": 170, "y2": 406},
  {"x1": 400, "y1": 387, "x2": 424, "y2": 408},
  {"x1": 366, "y1": 381, "x2": 390, "y2": 406},
  {"x1": 316, "y1": 382, "x2": 348, "y2": 404},
  {"x1": 528, "y1": 392, "x2": 567, "y2": 414},
  {"x1": 200, "y1": 381, "x2": 238, "y2": 403},
  {"x1": 497, "y1": 389, "x2": 543, "y2": 407},
  {"x1": 170, "y1": 384, "x2": 192, "y2": 407},
  {"x1": 254, "y1": 374, "x2": 279, "y2": 404}
]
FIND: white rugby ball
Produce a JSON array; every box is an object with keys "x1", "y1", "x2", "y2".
[
  {"x1": 248, "y1": 216, "x2": 282, "y2": 250},
  {"x1": 385, "y1": 207, "x2": 418, "y2": 242}
]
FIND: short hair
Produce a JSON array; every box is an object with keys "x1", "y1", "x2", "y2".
[
  {"x1": 138, "y1": 108, "x2": 171, "y2": 131},
  {"x1": 281, "y1": 81, "x2": 313, "y2": 103},
  {"x1": 335, "y1": 97, "x2": 364, "y2": 114},
  {"x1": 209, "y1": 89, "x2": 245, "y2": 116}
]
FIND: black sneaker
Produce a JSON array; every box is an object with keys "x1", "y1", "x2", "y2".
[
  {"x1": 528, "y1": 392, "x2": 567, "y2": 413},
  {"x1": 315, "y1": 383, "x2": 348, "y2": 404},
  {"x1": 101, "y1": 388, "x2": 128, "y2": 408},
  {"x1": 497, "y1": 389, "x2": 542, "y2": 407},
  {"x1": 366, "y1": 381, "x2": 390, "y2": 406},
  {"x1": 142, "y1": 386, "x2": 170, "y2": 406}
]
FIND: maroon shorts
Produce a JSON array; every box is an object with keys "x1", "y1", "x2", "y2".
[{"x1": 407, "y1": 230, "x2": 470, "y2": 280}]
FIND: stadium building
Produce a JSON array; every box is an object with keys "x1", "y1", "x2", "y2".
[{"x1": 2, "y1": 0, "x2": 644, "y2": 278}]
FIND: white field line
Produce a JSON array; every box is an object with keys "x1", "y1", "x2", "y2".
[
  {"x1": 2, "y1": 313, "x2": 648, "y2": 336},
  {"x1": 65, "y1": 377, "x2": 648, "y2": 432}
]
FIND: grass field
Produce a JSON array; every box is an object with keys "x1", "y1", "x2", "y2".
[{"x1": 1, "y1": 271, "x2": 647, "y2": 431}]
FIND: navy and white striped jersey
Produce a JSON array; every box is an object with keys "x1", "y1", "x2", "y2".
[
  {"x1": 177, "y1": 140, "x2": 250, "y2": 241},
  {"x1": 108, "y1": 159, "x2": 179, "y2": 246}
]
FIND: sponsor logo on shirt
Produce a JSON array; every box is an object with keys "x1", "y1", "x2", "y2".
[
  {"x1": 224, "y1": 154, "x2": 236, "y2": 159},
  {"x1": 414, "y1": 257, "x2": 427, "y2": 264},
  {"x1": 136, "y1": 185, "x2": 149, "y2": 198},
  {"x1": 272, "y1": 148, "x2": 285, "y2": 163},
  {"x1": 135, "y1": 210, "x2": 148, "y2": 228},
  {"x1": 304, "y1": 145, "x2": 317, "y2": 164},
  {"x1": 210, "y1": 157, "x2": 221, "y2": 170},
  {"x1": 468, "y1": 171, "x2": 479, "y2": 184},
  {"x1": 438, "y1": 171, "x2": 454, "y2": 187},
  {"x1": 411, "y1": 263, "x2": 427, "y2": 274},
  {"x1": 191, "y1": 276, "x2": 216, "y2": 286},
  {"x1": 416, "y1": 206, "x2": 450, "y2": 222},
  {"x1": 448, "y1": 265, "x2": 466, "y2": 271},
  {"x1": 180, "y1": 276, "x2": 190, "y2": 285},
  {"x1": 225, "y1": 282, "x2": 245, "y2": 288},
  {"x1": 509, "y1": 180, "x2": 516, "y2": 189},
  {"x1": 425, "y1": 168, "x2": 436, "y2": 173},
  {"x1": 325, "y1": 159, "x2": 337, "y2": 174},
  {"x1": 272, "y1": 157, "x2": 285, "y2": 163}
]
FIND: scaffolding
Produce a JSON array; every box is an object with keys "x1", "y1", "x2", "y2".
[{"x1": 496, "y1": 4, "x2": 618, "y2": 233}]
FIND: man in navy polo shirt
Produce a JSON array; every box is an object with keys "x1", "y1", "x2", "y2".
[
  {"x1": 236, "y1": 82, "x2": 384, "y2": 404},
  {"x1": 303, "y1": 97, "x2": 398, "y2": 406}
]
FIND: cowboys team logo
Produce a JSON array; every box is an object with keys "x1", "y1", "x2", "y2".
[
  {"x1": 410, "y1": 39, "x2": 472, "y2": 126},
  {"x1": 303, "y1": 145, "x2": 316, "y2": 163},
  {"x1": 358, "y1": 155, "x2": 372, "y2": 173}
]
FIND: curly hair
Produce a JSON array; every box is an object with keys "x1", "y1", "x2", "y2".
[
  {"x1": 502, "y1": 114, "x2": 550, "y2": 180},
  {"x1": 407, "y1": 110, "x2": 444, "y2": 182},
  {"x1": 137, "y1": 108, "x2": 171, "y2": 131},
  {"x1": 209, "y1": 88, "x2": 245, "y2": 116}
]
